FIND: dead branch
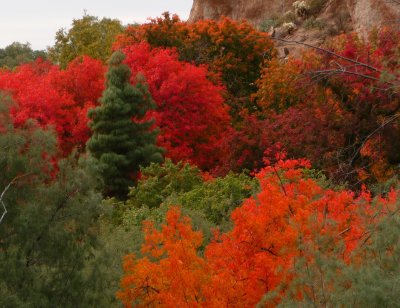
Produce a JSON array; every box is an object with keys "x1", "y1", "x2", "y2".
[
  {"x1": 0, "y1": 173, "x2": 31, "y2": 224},
  {"x1": 348, "y1": 113, "x2": 400, "y2": 167},
  {"x1": 272, "y1": 37, "x2": 383, "y2": 73},
  {"x1": 310, "y1": 69, "x2": 382, "y2": 83}
]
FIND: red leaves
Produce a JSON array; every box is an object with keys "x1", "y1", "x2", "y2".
[
  {"x1": 123, "y1": 42, "x2": 231, "y2": 171},
  {"x1": 53, "y1": 56, "x2": 105, "y2": 106},
  {"x1": 251, "y1": 29, "x2": 400, "y2": 184},
  {"x1": 0, "y1": 57, "x2": 105, "y2": 155},
  {"x1": 115, "y1": 14, "x2": 275, "y2": 118},
  {"x1": 0, "y1": 43, "x2": 232, "y2": 171}
]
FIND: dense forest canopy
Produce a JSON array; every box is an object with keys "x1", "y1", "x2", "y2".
[{"x1": 1, "y1": 9, "x2": 400, "y2": 307}]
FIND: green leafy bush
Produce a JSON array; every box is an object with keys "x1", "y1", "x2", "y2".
[
  {"x1": 118, "y1": 160, "x2": 258, "y2": 237},
  {"x1": 303, "y1": 17, "x2": 326, "y2": 30},
  {"x1": 260, "y1": 15, "x2": 283, "y2": 31}
]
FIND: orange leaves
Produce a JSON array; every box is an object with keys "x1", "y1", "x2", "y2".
[
  {"x1": 117, "y1": 207, "x2": 209, "y2": 307},
  {"x1": 204, "y1": 159, "x2": 373, "y2": 304},
  {"x1": 115, "y1": 14, "x2": 275, "y2": 117},
  {"x1": 253, "y1": 28, "x2": 400, "y2": 185},
  {"x1": 141, "y1": 208, "x2": 203, "y2": 258},
  {"x1": 255, "y1": 58, "x2": 303, "y2": 113},
  {"x1": 118, "y1": 159, "x2": 393, "y2": 306},
  {"x1": 114, "y1": 12, "x2": 188, "y2": 51}
]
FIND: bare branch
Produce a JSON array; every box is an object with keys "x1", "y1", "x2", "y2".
[
  {"x1": 272, "y1": 165, "x2": 287, "y2": 197},
  {"x1": 272, "y1": 165, "x2": 295, "y2": 215},
  {"x1": 272, "y1": 37, "x2": 383, "y2": 73},
  {"x1": 349, "y1": 113, "x2": 400, "y2": 167},
  {"x1": 0, "y1": 200, "x2": 6, "y2": 224},
  {"x1": 0, "y1": 173, "x2": 31, "y2": 224},
  {"x1": 337, "y1": 226, "x2": 352, "y2": 237},
  {"x1": 261, "y1": 246, "x2": 279, "y2": 256},
  {"x1": 310, "y1": 69, "x2": 383, "y2": 82}
]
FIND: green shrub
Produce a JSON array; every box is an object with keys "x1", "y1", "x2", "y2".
[
  {"x1": 303, "y1": 17, "x2": 326, "y2": 30},
  {"x1": 260, "y1": 15, "x2": 282, "y2": 31},
  {"x1": 176, "y1": 172, "x2": 258, "y2": 228},
  {"x1": 119, "y1": 160, "x2": 258, "y2": 234},
  {"x1": 308, "y1": 0, "x2": 327, "y2": 15},
  {"x1": 127, "y1": 159, "x2": 203, "y2": 209},
  {"x1": 282, "y1": 11, "x2": 298, "y2": 24}
]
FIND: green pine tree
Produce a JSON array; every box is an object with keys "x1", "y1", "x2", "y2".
[
  {"x1": 87, "y1": 51, "x2": 163, "y2": 199},
  {"x1": 0, "y1": 95, "x2": 110, "y2": 307}
]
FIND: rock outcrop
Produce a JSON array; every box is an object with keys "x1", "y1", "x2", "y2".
[
  {"x1": 189, "y1": 0, "x2": 295, "y2": 26},
  {"x1": 189, "y1": 0, "x2": 400, "y2": 50}
]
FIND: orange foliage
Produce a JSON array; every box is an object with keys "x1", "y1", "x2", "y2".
[
  {"x1": 118, "y1": 158, "x2": 396, "y2": 306},
  {"x1": 115, "y1": 13, "x2": 275, "y2": 116},
  {"x1": 253, "y1": 28, "x2": 400, "y2": 184},
  {"x1": 204, "y1": 158, "x2": 368, "y2": 306},
  {"x1": 117, "y1": 207, "x2": 209, "y2": 307},
  {"x1": 255, "y1": 58, "x2": 303, "y2": 113}
]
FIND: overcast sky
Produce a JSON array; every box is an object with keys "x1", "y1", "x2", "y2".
[{"x1": 0, "y1": 0, "x2": 193, "y2": 50}]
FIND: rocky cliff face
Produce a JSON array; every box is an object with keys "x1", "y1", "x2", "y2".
[
  {"x1": 189, "y1": 0, "x2": 295, "y2": 26},
  {"x1": 347, "y1": 0, "x2": 400, "y2": 35},
  {"x1": 189, "y1": 0, "x2": 400, "y2": 51}
]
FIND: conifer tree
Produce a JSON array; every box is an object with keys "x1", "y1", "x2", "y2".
[
  {"x1": 0, "y1": 96, "x2": 109, "y2": 307},
  {"x1": 87, "y1": 51, "x2": 163, "y2": 199}
]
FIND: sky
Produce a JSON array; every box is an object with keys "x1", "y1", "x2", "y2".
[{"x1": 0, "y1": 0, "x2": 193, "y2": 50}]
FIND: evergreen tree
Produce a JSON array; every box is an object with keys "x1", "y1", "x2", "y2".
[
  {"x1": 87, "y1": 51, "x2": 163, "y2": 199},
  {"x1": 0, "y1": 96, "x2": 109, "y2": 307}
]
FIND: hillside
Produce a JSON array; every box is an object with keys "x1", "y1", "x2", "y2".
[
  {"x1": 2, "y1": 8, "x2": 400, "y2": 307},
  {"x1": 189, "y1": 0, "x2": 400, "y2": 54}
]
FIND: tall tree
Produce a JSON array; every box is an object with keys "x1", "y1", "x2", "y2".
[
  {"x1": 48, "y1": 14, "x2": 124, "y2": 68},
  {"x1": 115, "y1": 13, "x2": 275, "y2": 119},
  {"x1": 0, "y1": 42, "x2": 47, "y2": 69},
  {"x1": 87, "y1": 51, "x2": 163, "y2": 199},
  {"x1": 0, "y1": 56, "x2": 105, "y2": 155},
  {"x1": 0, "y1": 96, "x2": 108, "y2": 307},
  {"x1": 118, "y1": 157, "x2": 400, "y2": 306},
  {"x1": 122, "y1": 42, "x2": 231, "y2": 171}
]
